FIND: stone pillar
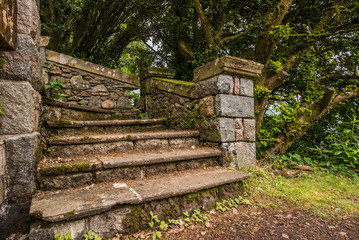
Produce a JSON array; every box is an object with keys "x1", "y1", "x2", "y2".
[
  {"x1": 194, "y1": 56, "x2": 263, "y2": 168},
  {"x1": 0, "y1": 0, "x2": 41, "y2": 238}
]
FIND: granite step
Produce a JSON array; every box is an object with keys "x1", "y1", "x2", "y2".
[
  {"x1": 30, "y1": 167, "x2": 250, "y2": 222},
  {"x1": 46, "y1": 130, "x2": 200, "y2": 158},
  {"x1": 45, "y1": 119, "x2": 166, "y2": 136},
  {"x1": 37, "y1": 147, "x2": 221, "y2": 190},
  {"x1": 43, "y1": 99, "x2": 140, "y2": 121}
]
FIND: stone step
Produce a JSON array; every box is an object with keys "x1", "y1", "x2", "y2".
[
  {"x1": 29, "y1": 168, "x2": 250, "y2": 239},
  {"x1": 38, "y1": 147, "x2": 221, "y2": 190},
  {"x1": 45, "y1": 119, "x2": 166, "y2": 136},
  {"x1": 43, "y1": 99, "x2": 140, "y2": 121},
  {"x1": 46, "y1": 130, "x2": 200, "y2": 158}
]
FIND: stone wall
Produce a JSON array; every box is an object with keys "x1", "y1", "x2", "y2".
[
  {"x1": 0, "y1": 0, "x2": 42, "y2": 238},
  {"x1": 140, "y1": 68, "x2": 197, "y2": 128},
  {"x1": 43, "y1": 50, "x2": 140, "y2": 110}
]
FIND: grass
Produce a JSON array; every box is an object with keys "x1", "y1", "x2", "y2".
[{"x1": 244, "y1": 167, "x2": 359, "y2": 219}]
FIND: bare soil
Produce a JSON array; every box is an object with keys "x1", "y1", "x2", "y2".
[{"x1": 124, "y1": 203, "x2": 359, "y2": 240}]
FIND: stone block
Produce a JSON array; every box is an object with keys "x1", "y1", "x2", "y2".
[
  {"x1": 215, "y1": 94, "x2": 254, "y2": 117},
  {"x1": 29, "y1": 219, "x2": 87, "y2": 240},
  {"x1": 101, "y1": 100, "x2": 116, "y2": 109},
  {"x1": 221, "y1": 142, "x2": 256, "y2": 168},
  {"x1": 195, "y1": 75, "x2": 234, "y2": 98},
  {"x1": 50, "y1": 66, "x2": 62, "y2": 75},
  {"x1": 0, "y1": 143, "x2": 5, "y2": 175},
  {"x1": 135, "y1": 139, "x2": 169, "y2": 151},
  {"x1": 17, "y1": 0, "x2": 41, "y2": 45},
  {"x1": 199, "y1": 96, "x2": 214, "y2": 117},
  {"x1": 198, "y1": 118, "x2": 235, "y2": 142},
  {"x1": 4, "y1": 133, "x2": 39, "y2": 204},
  {"x1": 92, "y1": 84, "x2": 109, "y2": 96},
  {"x1": 0, "y1": 175, "x2": 4, "y2": 205},
  {"x1": 0, "y1": 35, "x2": 42, "y2": 90},
  {"x1": 240, "y1": 78, "x2": 254, "y2": 97},
  {"x1": 88, "y1": 208, "x2": 131, "y2": 238},
  {"x1": 0, "y1": 0, "x2": 17, "y2": 51},
  {"x1": 243, "y1": 119, "x2": 256, "y2": 141},
  {"x1": 70, "y1": 75, "x2": 90, "y2": 90},
  {"x1": 0, "y1": 81, "x2": 39, "y2": 135},
  {"x1": 234, "y1": 77, "x2": 240, "y2": 95},
  {"x1": 88, "y1": 96, "x2": 102, "y2": 108}
]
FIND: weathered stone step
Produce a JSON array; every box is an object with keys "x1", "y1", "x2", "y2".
[
  {"x1": 46, "y1": 130, "x2": 199, "y2": 158},
  {"x1": 43, "y1": 99, "x2": 140, "y2": 121},
  {"x1": 45, "y1": 119, "x2": 166, "y2": 136},
  {"x1": 30, "y1": 168, "x2": 249, "y2": 223},
  {"x1": 38, "y1": 147, "x2": 221, "y2": 190}
]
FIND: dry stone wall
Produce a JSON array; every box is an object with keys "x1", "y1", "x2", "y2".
[
  {"x1": 44, "y1": 50, "x2": 140, "y2": 110},
  {"x1": 0, "y1": 0, "x2": 42, "y2": 238},
  {"x1": 140, "y1": 68, "x2": 197, "y2": 128}
]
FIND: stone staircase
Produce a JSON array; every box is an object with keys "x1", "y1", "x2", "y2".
[{"x1": 29, "y1": 102, "x2": 250, "y2": 239}]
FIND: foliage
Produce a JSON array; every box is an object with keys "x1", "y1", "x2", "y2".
[
  {"x1": 40, "y1": 0, "x2": 164, "y2": 67},
  {"x1": 45, "y1": 78, "x2": 68, "y2": 101},
  {"x1": 54, "y1": 232, "x2": 72, "y2": 240},
  {"x1": 283, "y1": 100, "x2": 359, "y2": 175},
  {"x1": 83, "y1": 230, "x2": 101, "y2": 240},
  {"x1": 0, "y1": 101, "x2": 4, "y2": 116}
]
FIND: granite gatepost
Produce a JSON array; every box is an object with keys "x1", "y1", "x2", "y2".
[{"x1": 194, "y1": 56, "x2": 263, "y2": 168}]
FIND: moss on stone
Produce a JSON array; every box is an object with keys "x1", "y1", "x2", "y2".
[
  {"x1": 0, "y1": 58, "x2": 5, "y2": 70},
  {"x1": 39, "y1": 162, "x2": 92, "y2": 174}
]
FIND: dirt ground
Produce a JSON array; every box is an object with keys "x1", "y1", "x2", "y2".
[{"x1": 124, "y1": 204, "x2": 359, "y2": 240}]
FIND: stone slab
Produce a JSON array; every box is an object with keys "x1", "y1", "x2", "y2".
[
  {"x1": 101, "y1": 147, "x2": 221, "y2": 168},
  {"x1": 46, "y1": 50, "x2": 139, "y2": 88},
  {"x1": 215, "y1": 94, "x2": 254, "y2": 117},
  {"x1": 30, "y1": 183, "x2": 139, "y2": 222},
  {"x1": 49, "y1": 130, "x2": 200, "y2": 145},
  {"x1": 221, "y1": 142, "x2": 256, "y2": 168},
  {"x1": 30, "y1": 168, "x2": 249, "y2": 222},
  {"x1": 194, "y1": 56, "x2": 264, "y2": 82}
]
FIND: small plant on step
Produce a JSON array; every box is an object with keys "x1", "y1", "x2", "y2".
[
  {"x1": 138, "y1": 110, "x2": 148, "y2": 119},
  {"x1": 83, "y1": 230, "x2": 101, "y2": 240},
  {"x1": 54, "y1": 232, "x2": 72, "y2": 240},
  {"x1": 152, "y1": 231, "x2": 162, "y2": 240},
  {"x1": 148, "y1": 211, "x2": 160, "y2": 228},
  {"x1": 45, "y1": 78, "x2": 68, "y2": 102}
]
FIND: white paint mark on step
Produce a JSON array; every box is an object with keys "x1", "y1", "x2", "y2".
[
  {"x1": 113, "y1": 183, "x2": 127, "y2": 188},
  {"x1": 129, "y1": 187, "x2": 143, "y2": 201}
]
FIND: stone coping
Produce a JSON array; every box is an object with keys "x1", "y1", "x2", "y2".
[
  {"x1": 139, "y1": 67, "x2": 176, "y2": 80},
  {"x1": 46, "y1": 118, "x2": 165, "y2": 128},
  {"x1": 145, "y1": 77, "x2": 195, "y2": 99},
  {"x1": 43, "y1": 98, "x2": 115, "y2": 114},
  {"x1": 30, "y1": 167, "x2": 250, "y2": 222},
  {"x1": 46, "y1": 49, "x2": 140, "y2": 88},
  {"x1": 194, "y1": 56, "x2": 264, "y2": 82}
]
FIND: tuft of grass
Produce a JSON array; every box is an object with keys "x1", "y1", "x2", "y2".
[{"x1": 244, "y1": 167, "x2": 359, "y2": 219}]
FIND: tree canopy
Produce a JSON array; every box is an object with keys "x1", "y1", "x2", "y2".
[{"x1": 41, "y1": 0, "x2": 359, "y2": 164}]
